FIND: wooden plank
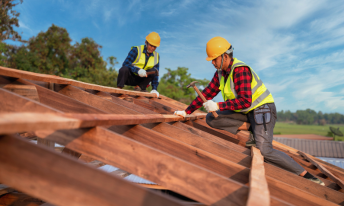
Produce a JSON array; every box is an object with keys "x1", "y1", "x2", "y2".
[
  {"x1": 111, "y1": 169, "x2": 131, "y2": 178},
  {"x1": 149, "y1": 100, "x2": 175, "y2": 114},
  {"x1": 0, "y1": 66, "x2": 157, "y2": 97},
  {"x1": 0, "y1": 135, "x2": 185, "y2": 206},
  {"x1": 109, "y1": 124, "x2": 251, "y2": 184},
  {"x1": 0, "y1": 84, "x2": 40, "y2": 102},
  {"x1": 185, "y1": 119, "x2": 249, "y2": 146},
  {"x1": 100, "y1": 92, "x2": 158, "y2": 114},
  {"x1": 0, "y1": 113, "x2": 199, "y2": 134},
  {"x1": 299, "y1": 151, "x2": 344, "y2": 190},
  {"x1": 247, "y1": 147, "x2": 270, "y2": 206},
  {"x1": 0, "y1": 185, "x2": 15, "y2": 196},
  {"x1": 109, "y1": 124, "x2": 338, "y2": 206},
  {"x1": 37, "y1": 138, "x2": 55, "y2": 150},
  {"x1": 35, "y1": 127, "x2": 250, "y2": 206},
  {"x1": 61, "y1": 147, "x2": 82, "y2": 159},
  {"x1": 171, "y1": 121, "x2": 251, "y2": 155},
  {"x1": 143, "y1": 122, "x2": 252, "y2": 168},
  {"x1": 0, "y1": 88, "x2": 61, "y2": 113},
  {"x1": 149, "y1": 122, "x2": 344, "y2": 204},
  {"x1": 58, "y1": 85, "x2": 139, "y2": 114},
  {"x1": 0, "y1": 192, "x2": 43, "y2": 206},
  {"x1": 173, "y1": 122, "x2": 344, "y2": 201},
  {"x1": 86, "y1": 160, "x2": 106, "y2": 168},
  {"x1": 16, "y1": 78, "x2": 108, "y2": 114},
  {"x1": 133, "y1": 99, "x2": 163, "y2": 113}
]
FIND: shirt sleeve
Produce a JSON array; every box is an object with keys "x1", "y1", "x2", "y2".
[
  {"x1": 185, "y1": 71, "x2": 221, "y2": 114},
  {"x1": 218, "y1": 66, "x2": 252, "y2": 111},
  {"x1": 122, "y1": 47, "x2": 140, "y2": 74},
  {"x1": 151, "y1": 55, "x2": 160, "y2": 90}
]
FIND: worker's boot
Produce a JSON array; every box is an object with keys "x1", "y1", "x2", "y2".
[
  {"x1": 245, "y1": 133, "x2": 256, "y2": 147},
  {"x1": 303, "y1": 172, "x2": 325, "y2": 186}
]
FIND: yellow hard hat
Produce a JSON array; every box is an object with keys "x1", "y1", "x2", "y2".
[
  {"x1": 146, "y1": 32, "x2": 160, "y2": 47},
  {"x1": 206, "y1": 36, "x2": 231, "y2": 61}
]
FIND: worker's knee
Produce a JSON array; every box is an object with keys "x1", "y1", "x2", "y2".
[{"x1": 118, "y1": 66, "x2": 130, "y2": 74}]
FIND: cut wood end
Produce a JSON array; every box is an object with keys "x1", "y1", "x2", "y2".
[{"x1": 0, "y1": 113, "x2": 80, "y2": 134}]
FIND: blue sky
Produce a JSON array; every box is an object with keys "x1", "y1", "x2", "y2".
[{"x1": 7, "y1": 0, "x2": 344, "y2": 114}]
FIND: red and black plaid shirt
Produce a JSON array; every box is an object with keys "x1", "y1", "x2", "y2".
[{"x1": 185, "y1": 59, "x2": 252, "y2": 114}]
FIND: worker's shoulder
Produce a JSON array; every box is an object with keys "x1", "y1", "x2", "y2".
[{"x1": 234, "y1": 65, "x2": 250, "y2": 72}]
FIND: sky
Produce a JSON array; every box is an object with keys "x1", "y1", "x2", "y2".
[{"x1": 6, "y1": 0, "x2": 344, "y2": 114}]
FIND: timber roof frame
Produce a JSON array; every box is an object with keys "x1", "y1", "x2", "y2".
[{"x1": 0, "y1": 66, "x2": 344, "y2": 206}]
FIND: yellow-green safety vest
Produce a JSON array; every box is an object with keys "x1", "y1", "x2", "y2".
[
  {"x1": 219, "y1": 58, "x2": 274, "y2": 113},
  {"x1": 131, "y1": 45, "x2": 159, "y2": 72}
]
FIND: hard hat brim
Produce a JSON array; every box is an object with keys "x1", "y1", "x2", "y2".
[{"x1": 206, "y1": 56, "x2": 215, "y2": 61}]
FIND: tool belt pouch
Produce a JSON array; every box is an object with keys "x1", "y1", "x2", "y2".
[{"x1": 254, "y1": 104, "x2": 271, "y2": 125}]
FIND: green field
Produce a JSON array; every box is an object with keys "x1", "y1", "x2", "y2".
[{"x1": 274, "y1": 122, "x2": 344, "y2": 140}]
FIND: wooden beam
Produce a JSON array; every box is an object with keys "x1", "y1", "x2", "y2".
[
  {"x1": 171, "y1": 121, "x2": 251, "y2": 155},
  {"x1": 0, "y1": 112, "x2": 202, "y2": 134},
  {"x1": 143, "y1": 122, "x2": 252, "y2": 168},
  {"x1": 16, "y1": 79, "x2": 108, "y2": 114},
  {"x1": 299, "y1": 151, "x2": 344, "y2": 190},
  {"x1": 98, "y1": 91, "x2": 158, "y2": 114},
  {"x1": 172, "y1": 122, "x2": 344, "y2": 203},
  {"x1": 35, "y1": 126, "x2": 251, "y2": 205},
  {"x1": 111, "y1": 169, "x2": 131, "y2": 178},
  {"x1": 0, "y1": 84, "x2": 40, "y2": 102},
  {"x1": 133, "y1": 99, "x2": 171, "y2": 114},
  {"x1": 0, "y1": 66, "x2": 157, "y2": 98},
  {"x1": 58, "y1": 85, "x2": 139, "y2": 114},
  {"x1": 0, "y1": 135, "x2": 185, "y2": 206},
  {"x1": 184, "y1": 119, "x2": 250, "y2": 146},
  {"x1": 0, "y1": 88, "x2": 61, "y2": 113},
  {"x1": 0, "y1": 185, "x2": 15, "y2": 196},
  {"x1": 109, "y1": 124, "x2": 251, "y2": 184},
  {"x1": 247, "y1": 147, "x2": 270, "y2": 206}
]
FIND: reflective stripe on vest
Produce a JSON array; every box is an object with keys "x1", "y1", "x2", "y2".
[
  {"x1": 219, "y1": 58, "x2": 274, "y2": 113},
  {"x1": 132, "y1": 45, "x2": 159, "y2": 71}
]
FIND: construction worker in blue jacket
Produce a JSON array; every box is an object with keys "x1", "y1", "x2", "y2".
[{"x1": 117, "y1": 32, "x2": 160, "y2": 97}]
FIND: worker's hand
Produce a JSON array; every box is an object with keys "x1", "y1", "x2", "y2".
[
  {"x1": 138, "y1": 69, "x2": 147, "y2": 77},
  {"x1": 203, "y1": 100, "x2": 219, "y2": 112},
  {"x1": 150, "y1": 90, "x2": 159, "y2": 98},
  {"x1": 174, "y1": 111, "x2": 186, "y2": 117}
]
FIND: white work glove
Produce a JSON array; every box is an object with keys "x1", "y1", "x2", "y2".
[
  {"x1": 150, "y1": 90, "x2": 159, "y2": 98},
  {"x1": 174, "y1": 110, "x2": 186, "y2": 117},
  {"x1": 203, "y1": 100, "x2": 219, "y2": 112},
  {"x1": 138, "y1": 69, "x2": 147, "y2": 77}
]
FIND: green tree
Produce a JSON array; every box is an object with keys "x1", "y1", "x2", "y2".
[
  {"x1": 0, "y1": 0, "x2": 23, "y2": 66},
  {"x1": 0, "y1": 0, "x2": 23, "y2": 41},
  {"x1": 6, "y1": 24, "x2": 119, "y2": 87},
  {"x1": 159, "y1": 67, "x2": 209, "y2": 105}
]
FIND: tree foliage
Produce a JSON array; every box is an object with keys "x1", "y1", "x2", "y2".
[
  {"x1": 3, "y1": 24, "x2": 119, "y2": 87},
  {"x1": 277, "y1": 109, "x2": 344, "y2": 125},
  {"x1": 0, "y1": 0, "x2": 23, "y2": 42},
  {"x1": 159, "y1": 67, "x2": 209, "y2": 105}
]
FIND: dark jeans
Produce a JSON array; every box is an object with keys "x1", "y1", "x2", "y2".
[
  {"x1": 206, "y1": 103, "x2": 305, "y2": 175},
  {"x1": 117, "y1": 66, "x2": 156, "y2": 90}
]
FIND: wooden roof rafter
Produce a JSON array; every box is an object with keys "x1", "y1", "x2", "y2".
[{"x1": 0, "y1": 66, "x2": 344, "y2": 206}]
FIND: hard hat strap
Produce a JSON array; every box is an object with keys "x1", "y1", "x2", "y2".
[{"x1": 219, "y1": 53, "x2": 224, "y2": 70}]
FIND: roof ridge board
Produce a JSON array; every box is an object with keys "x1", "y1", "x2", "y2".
[{"x1": 0, "y1": 66, "x2": 156, "y2": 98}]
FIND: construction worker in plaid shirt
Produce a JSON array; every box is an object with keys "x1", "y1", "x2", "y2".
[
  {"x1": 117, "y1": 32, "x2": 160, "y2": 97},
  {"x1": 174, "y1": 36, "x2": 324, "y2": 185}
]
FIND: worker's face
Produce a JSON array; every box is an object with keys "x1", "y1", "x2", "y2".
[
  {"x1": 146, "y1": 42, "x2": 157, "y2": 54},
  {"x1": 212, "y1": 54, "x2": 230, "y2": 70}
]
